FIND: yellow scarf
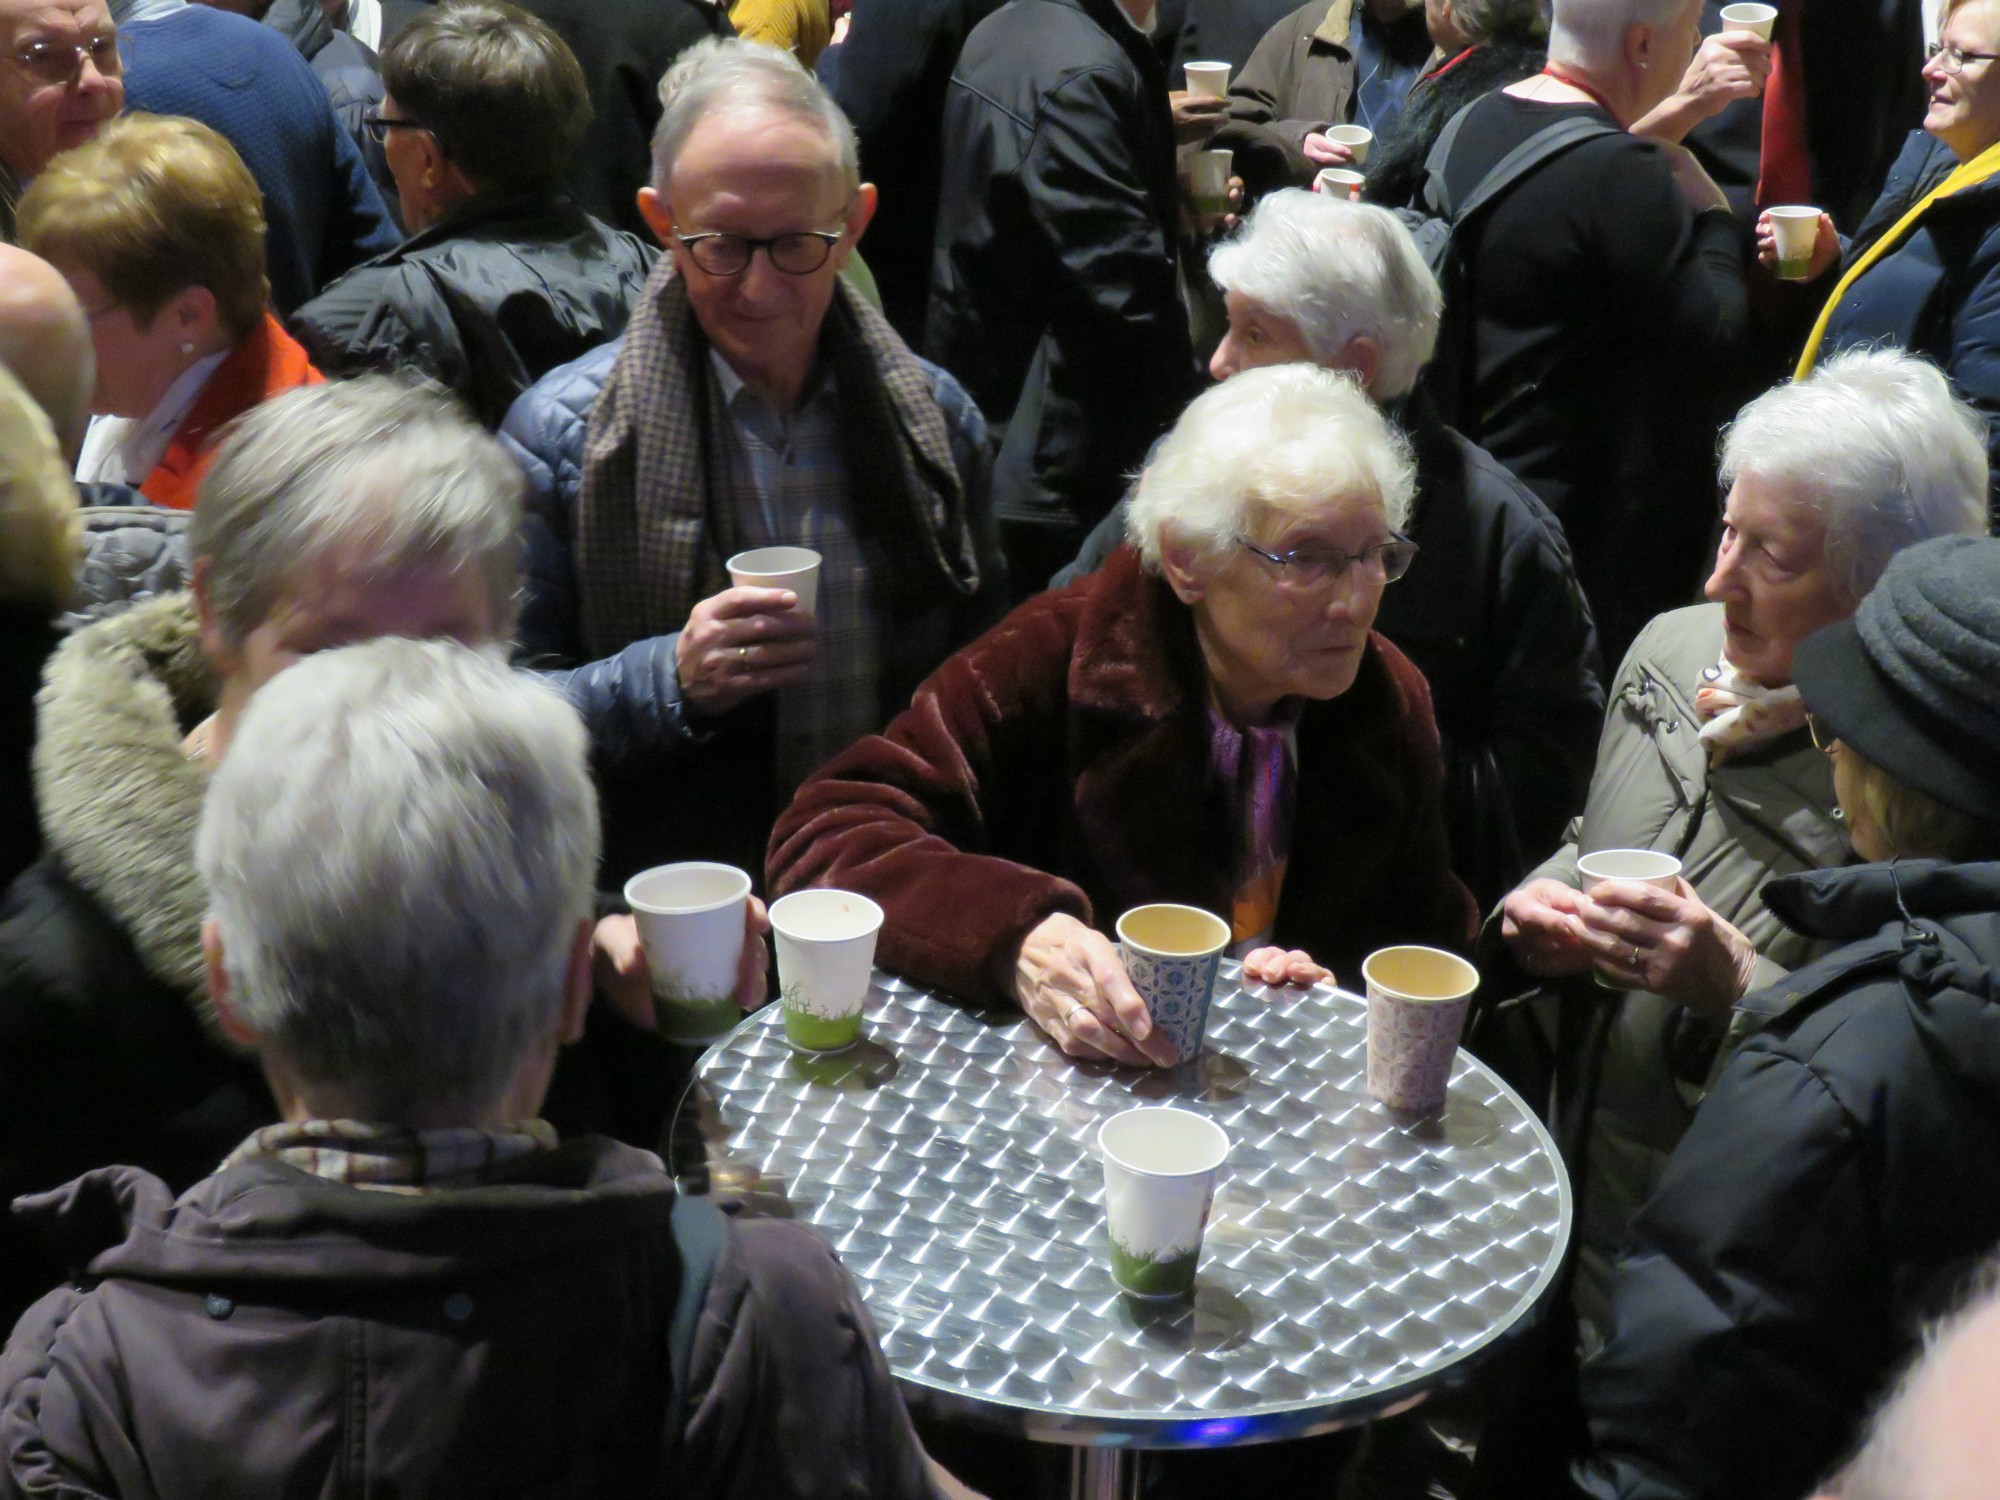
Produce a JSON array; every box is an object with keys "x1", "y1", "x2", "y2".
[{"x1": 1796, "y1": 138, "x2": 2000, "y2": 376}]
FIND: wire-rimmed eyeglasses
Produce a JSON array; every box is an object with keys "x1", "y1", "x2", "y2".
[
  {"x1": 1926, "y1": 40, "x2": 2000, "y2": 73},
  {"x1": 1238, "y1": 534, "x2": 1419, "y2": 591},
  {"x1": 7, "y1": 33, "x2": 120, "y2": 86}
]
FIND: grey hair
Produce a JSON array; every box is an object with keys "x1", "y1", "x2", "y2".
[
  {"x1": 189, "y1": 376, "x2": 524, "y2": 647},
  {"x1": 1549, "y1": 0, "x2": 1689, "y2": 69},
  {"x1": 1209, "y1": 192, "x2": 1442, "y2": 398},
  {"x1": 1720, "y1": 347, "x2": 1988, "y2": 605},
  {"x1": 196, "y1": 637, "x2": 600, "y2": 1117},
  {"x1": 1451, "y1": 0, "x2": 1549, "y2": 44},
  {"x1": 650, "y1": 36, "x2": 860, "y2": 196},
  {"x1": 1125, "y1": 363, "x2": 1415, "y2": 569}
]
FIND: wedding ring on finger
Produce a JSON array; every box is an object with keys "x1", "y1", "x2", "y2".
[{"x1": 1630, "y1": 944, "x2": 1642, "y2": 967}]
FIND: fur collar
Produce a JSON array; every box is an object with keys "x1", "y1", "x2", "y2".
[
  {"x1": 0, "y1": 362, "x2": 82, "y2": 615},
  {"x1": 33, "y1": 592, "x2": 218, "y2": 1017}
]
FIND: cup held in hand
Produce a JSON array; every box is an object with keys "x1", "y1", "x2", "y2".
[
  {"x1": 1116, "y1": 903, "x2": 1230, "y2": 1063},
  {"x1": 1315, "y1": 167, "x2": 1366, "y2": 200},
  {"x1": 1576, "y1": 848, "x2": 1683, "y2": 890},
  {"x1": 1766, "y1": 205, "x2": 1821, "y2": 282},
  {"x1": 1719, "y1": 1, "x2": 1777, "y2": 39},
  {"x1": 624, "y1": 862, "x2": 751, "y2": 1043},
  {"x1": 1189, "y1": 148, "x2": 1233, "y2": 217},
  {"x1": 727, "y1": 545, "x2": 822, "y2": 618},
  {"x1": 1184, "y1": 60, "x2": 1230, "y2": 97},
  {"x1": 1364, "y1": 945, "x2": 1479, "y2": 1113},
  {"x1": 1099, "y1": 1106, "x2": 1229, "y2": 1298},
  {"x1": 1325, "y1": 123, "x2": 1372, "y2": 165},
  {"x1": 769, "y1": 888, "x2": 884, "y2": 1052}
]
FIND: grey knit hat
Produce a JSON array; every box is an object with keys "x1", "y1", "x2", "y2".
[{"x1": 1793, "y1": 533, "x2": 2000, "y2": 821}]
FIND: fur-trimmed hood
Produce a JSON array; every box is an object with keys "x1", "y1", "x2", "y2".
[
  {"x1": 0, "y1": 362, "x2": 83, "y2": 617},
  {"x1": 32, "y1": 592, "x2": 218, "y2": 1017}
]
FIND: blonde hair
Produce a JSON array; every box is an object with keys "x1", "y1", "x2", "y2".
[
  {"x1": 1843, "y1": 746, "x2": 2000, "y2": 862},
  {"x1": 18, "y1": 114, "x2": 270, "y2": 341}
]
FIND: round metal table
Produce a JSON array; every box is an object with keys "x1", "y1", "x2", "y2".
[{"x1": 674, "y1": 965, "x2": 1571, "y2": 1500}]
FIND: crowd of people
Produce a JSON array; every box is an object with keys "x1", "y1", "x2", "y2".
[{"x1": 1, "y1": 0, "x2": 1998, "y2": 1492}]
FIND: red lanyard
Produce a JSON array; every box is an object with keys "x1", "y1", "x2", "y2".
[
  {"x1": 1540, "y1": 63, "x2": 1620, "y2": 120},
  {"x1": 1427, "y1": 44, "x2": 1481, "y2": 84}
]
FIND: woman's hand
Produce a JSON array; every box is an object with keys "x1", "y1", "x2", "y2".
[
  {"x1": 1575, "y1": 877, "x2": 1761, "y2": 1016},
  {"x1": 592, "y1": 899, "x2": 773, "y2": 1031},
  {"x1": 1498, "y1": 878, "x2": 1599, "y2": 977},
  {"x1": 1632, "y1": 30, "x2": 1771, "y2": 141},
  {"x1": 1242, "y1": 946, "x2": 1330, "y2": 988},
  {"x1": 1013, "y1": 913, "x2": 1180, "y2": 1067},
  {"x1": 1754, "y1": 208, "x2": 1840, "y2": 281}
]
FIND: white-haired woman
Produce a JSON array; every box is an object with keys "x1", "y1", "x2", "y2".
[
  {"x1": 1494, "y1": 346, "x2": 1990, "y2": 1356},
  {"x1": 1066, "y1": 191, "x2": 1603, "y2": 907},
  {"x1": 770, "y1": 365, "x2": 1475, "y2": 1066}
]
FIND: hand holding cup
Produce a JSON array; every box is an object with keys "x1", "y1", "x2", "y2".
[
  {"x1": 674, "y1": 585, "x2": 818, "y2": 716},
  {"x1": 1014, "y1": 913, "x2": 1178, "y2": 1068},
  {"x1": 1757, "y1": 206, "x2": 1839, "y2": 281}
]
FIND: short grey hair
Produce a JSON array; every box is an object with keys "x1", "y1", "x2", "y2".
[
  {"x1": 1549, "y1": 0, "x2": 1690, "y2": 69},
  {"x1": 1209, "y1": 192, "x2": 1442, "y2": 398},
  {"x1": 1452, "y1": 0, "x2": 1549, "y2": 44},
  {"x1": 189, "y1": 377, "x2": 524, "y2": 647},
  {"x1": 1720, "y1": 347, "x2": 1988, "y2": 605},
  {"x1": 1125, "y1": 363, "x2": 1415, "y2": 569},
  {"x1": 196, "y1": 637, "x2": 600, "y2": 1117},
  {"x1": 650, "y1": 36, "x2": 860, "y2": 196}
]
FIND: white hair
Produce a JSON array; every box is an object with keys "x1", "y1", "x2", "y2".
[
  {"x1": 650, "y1": 36, "x2": 859, "y2": 195},
  {"x1": 1208, "y1": 191, "x2": 1442, "y2": 398},
  {"x1": 1720, "y1": 347, "x2": 1989, "y2": 605},
  {"x1": 189, "y1": 376, "x2": 524, "y2": 647},
  {"x1": 196, "y1": 638, "x2": 600, "y2": 1118},
  {"x1": 1549, "y1": 0, "x2": 1689, "y2": 69},
  {"x1": 1124, "y1": 364, "x2": 1415, "y2": 569}
]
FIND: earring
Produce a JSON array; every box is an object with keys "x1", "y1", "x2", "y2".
[{"x1": 179, "y1": 341, "x2": 195, "y2": 355}]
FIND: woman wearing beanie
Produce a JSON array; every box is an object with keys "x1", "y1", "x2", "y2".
[{"x1": 1575, "y1": 531, "x2": 2000, "y2": 1500}]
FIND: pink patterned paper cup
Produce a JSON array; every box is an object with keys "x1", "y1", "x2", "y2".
[{"x1": 1364, "y1": 946, "x2": 1480, "y2": 1114}]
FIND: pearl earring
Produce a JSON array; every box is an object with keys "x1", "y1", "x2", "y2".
[{"x1": 179, "y1": 341, "x2": 195, "y2": 355}]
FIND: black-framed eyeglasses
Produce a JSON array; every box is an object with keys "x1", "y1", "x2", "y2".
[
  {"x1": 1239, "y1": 533, "x2": 1419, "y2": 590},
  {"x1": 1927, "y1": 40, "x2": 2000, "y2": 72},
  {"x1": 361, "y1": 111, "x2": 429, "y2": 145},
  {"x1": 675, "y1": 229, "x2": 845, "y2": 278},
  {"x1": 8, "y1": 33, "x2": 120, "y2": 86}
]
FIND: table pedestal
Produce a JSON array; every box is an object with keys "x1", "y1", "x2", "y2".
[{"x1": 1071, "y1": 1448, "x2": 1141, "y2": 1500}]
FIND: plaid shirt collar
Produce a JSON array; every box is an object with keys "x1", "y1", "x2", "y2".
[{"x1": 220, "y1": 1118, "x2": 560, "y2": 1195}]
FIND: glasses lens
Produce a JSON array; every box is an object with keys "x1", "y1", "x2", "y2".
[
  {"x1": 769, "y1": 233, "x2": 836, "y2": 274},
  {"x1": 1378, "y1": 539, "x2": 1418, "y2": 582},
  {"x1": 86, "y1": 34, "x2": 118, "y2": 74},
  {"x1": 687, "y1": 234, "x2": 752, "y2": 276},
  {"x1": 18, "y1": 40, "x2": 71, "y2": 82}
]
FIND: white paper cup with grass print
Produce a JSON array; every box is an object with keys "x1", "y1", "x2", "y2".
[{"x1": 1099, "y1": 1106, "x2": 1229, "y2": 1298}]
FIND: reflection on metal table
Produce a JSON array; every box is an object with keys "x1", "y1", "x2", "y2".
[{"x1": 672, "y1": 963, "x2": 1572, "y2": 1500}]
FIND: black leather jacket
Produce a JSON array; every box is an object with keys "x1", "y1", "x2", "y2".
[{"x1": 288, "y1": 195, "x2": 655, "y2": 428}]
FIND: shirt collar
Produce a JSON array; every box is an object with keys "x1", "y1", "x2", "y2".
[
  {"x1": 707, "y1": 346, "x2": 833, "y2": 415},
  {"x1": 1115, "y1": 0, "x2": 1159, "y2": 36}
]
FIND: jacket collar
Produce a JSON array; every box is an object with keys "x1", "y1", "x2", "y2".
[
  {"x1": 1314, "y1": 0, "x2": 1354, "y2": 47},
  {"x1": 376, "y1": 192, "x2": 590, "y2": 264},
  {"x1": 140, "y1": 314, "x2": 322, "y2": 510},
  {"x1": 33, "y1": 592, "x2": 217, "y2": 1013},
  {"x1": 1066, "y1": 546, "x2": 1198, "y2": 723},
  {"x1": 261, "y1": 0, "x2": 333, "y2": 58},
  {"x1": 1765, "y1": 858, "x2": 2000, "y2": 943}
]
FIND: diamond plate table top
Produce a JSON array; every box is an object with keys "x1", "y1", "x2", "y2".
[{"x1": 676, "y1": 964, "x2": 1572, "y2": 1448}]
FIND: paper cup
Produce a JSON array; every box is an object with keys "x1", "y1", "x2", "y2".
[
  {"x1": 1364, "y1": 946, "x2": 1480, "y2": 1113},
  {"x1": 1576, "y1": 849, "x2": 1683, "y2": 891},
  {"x1": 726, "y1": 545, "x2": 821, "y2": 618},
  {"x1": 1767, "y1": 205, "x2": 1821, "y2": 282},
  {"x1": 1189, "y1": 148, "x2": 1233, "y2": 216},
  {"x1": 769, "y1": 888, "x2": 883, "y2": 1052},
  {"x1": 1325, "y1": 123, "x2": 1373, "y2": 165},
  {"x1": 1099, "y1": 1106, "x2": 1228, "y2": 1299},
  {"x1": 1116, "y1": 904, "x2": 1230, "y2": 1063},
  {"x1": 1719, "y1": 1, "x2": 1777, "y2": 38},
  {"x1": 1184, "y1": 60, "x2": 1230, "y2": 97},
  {"x1": 624, "y1": 863, "x2": 750, "y2": 1043},
  {"x1": 1315, "y1": 167, "x2": 1366, "y2": 200}
]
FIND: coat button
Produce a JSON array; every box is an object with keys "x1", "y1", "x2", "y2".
[
  {"x1": 205, "y1": 1293, "x2": 234, "y2": 1320},
  {"x1": 443, "y1": 1292, "x2": 474, "y2": 1323}
]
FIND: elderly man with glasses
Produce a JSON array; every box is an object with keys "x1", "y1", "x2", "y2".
[
  {"x1": 0, "y1": 0, "x2": 121, "y2": 239},
  {"x1": 498, "y1": 35, "x2": 1002, "y2": 906}
]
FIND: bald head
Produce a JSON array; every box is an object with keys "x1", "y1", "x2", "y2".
[{"x1": 0, "y1": 244, "x2": 93, "y2": 462}]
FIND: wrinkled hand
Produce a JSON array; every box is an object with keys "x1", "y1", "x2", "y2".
[
  {"x1": 1674, "y1": 30, "x2": 1770, "y2": 116},
  {"x1": 674, "y1": 586, "x2": 817, "y2": 717},
  {"x1": 1242, "y1": 947, "x2": 1331, "y2": 988},
  {"x1": 1575, "y1": 877, "x2": 1759, "y2": 1016},
  {"x1": 1169, "y1": 89, "x2": 1230, "y2": 145},
  {"x1": 1754, "y1": 208, "x2": 1840, "y2": 280},
  {"x1": 1013, "y1": 913, "x2": 1179, "y2": 1067},
  {"x1": 1498, "y1": 878, "x2": 1598, "y2": 978},
  {"x1": 592, "y1": 898, "x2": 772, "y2": 1031},
  {"x1": 1301, "y1": 132, "x2": 1355, "y2": 168}
]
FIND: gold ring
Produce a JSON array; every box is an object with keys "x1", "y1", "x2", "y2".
[
  {"x1": 1630, "y1": 944, "x2": 1641, "y2": 966},
  {"x1": 737, "y1": 645, "x2": 748, "y2": 661}
]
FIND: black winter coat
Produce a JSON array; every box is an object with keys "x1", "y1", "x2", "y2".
[
  {"x1": 289, "y1": 195, "x2": 655, "y2": 428},
  {"x1": 1055, "y1": 392, "x2": 1604, "y2": 907},
  {"x1": 1578, "y1": 858, "x2": 2000, "y2": 1500},
  {"x1": 928, "y1": 0, "x2": 1198, "y2": 576},
  {"x1": 1363, "y1": 39, "x2": 1545, "y2": 211}
]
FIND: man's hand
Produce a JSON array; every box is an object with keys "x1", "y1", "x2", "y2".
[
  {"x1": 1575, "y1": 877, "x2": 1760, "y2": 1016},
  {"x1": 1242, "y1": 947, "x2": 1331, "y2": 988},
  {"x1": 592, "y1": 899, "x2": 773, "y2": 1031},
  {"x1": 674, "y1": 586, "x2": 817, "y2": 716},
  {"x1": 1013, "y1": 913, "x2": 1179, "y2": 1067},
  {"x1": 1632, "y1": 30, "x2": 1771, "y2": 141},
  {"x1": 1498, "y1": 878, "x2": 1598, "y2": 978},
  {"x1": 1301, "y1": 132, "x2": 1355, "y2": 168},
  {"x1": 1169, "y1": 89, "x2": 1230, "y2": 145}
]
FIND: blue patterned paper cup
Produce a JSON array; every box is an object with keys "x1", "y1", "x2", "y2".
[{"x1": 1115, "y1": 904, "x2": 1231, "y2": 1064}]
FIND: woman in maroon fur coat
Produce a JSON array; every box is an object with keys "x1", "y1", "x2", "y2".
[{"x1": 768, "y1": 366, "x2": 1475, "y2": 1065}]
